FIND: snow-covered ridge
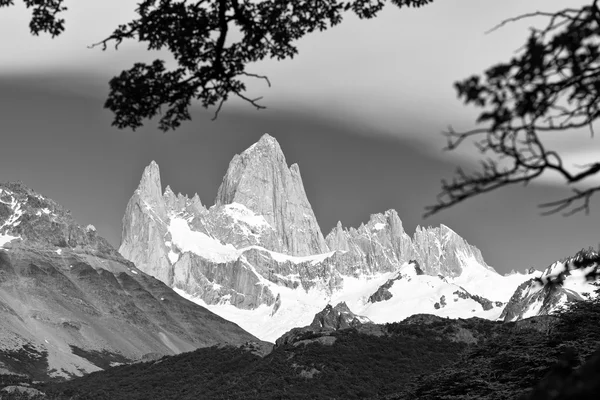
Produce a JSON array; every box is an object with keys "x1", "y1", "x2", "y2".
[
  {"x1": 179, "y1": 260, "x2": 534, "y2": 342},
  {"x1": 501, "y1": 248, "x2": 600, "y2": 322},
  {"x1": 169, "y1": 217, "x2": 238, "y2": 263},
  {"x1": 169, "y1": 216, "x2": 336, "y2": 265}
]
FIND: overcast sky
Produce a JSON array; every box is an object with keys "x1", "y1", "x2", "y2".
[{"x1": 0, "y1": 0, "x2": 598, "y2": 275}]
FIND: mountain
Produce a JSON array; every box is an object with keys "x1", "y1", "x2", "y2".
[
  {"x1": 119, "y1": 133, "x2": 536, "y2": 342},
  {"x1": 0, "y1": 182, "x2": 261, "y2": 380},
  {"x1": 501, "y1": 248, "x2": 600, "y2": 321},
  {"x1": 215, "y1": 133, "x2": 329, "y2": 256}
]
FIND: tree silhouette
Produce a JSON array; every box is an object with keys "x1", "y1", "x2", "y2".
[
  {"x1": 5, "y1": 1, "x2": 598, "y2": 216},
  {"x1": 0, "y1": 0, "x2": 67, "y2": 37},
  {"x1": 425, "y1": 0, "x2": 600, "y2": 218},
  {"x1": 1, "y1": 0, "x2": 432, "y2": 132}
]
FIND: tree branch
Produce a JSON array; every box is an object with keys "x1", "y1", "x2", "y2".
[
  {"x1": 428, "y1": 0, "x2": 600, "y2": 217},
  {"x1": 539, "y1": 185, "x2": 600, "y2": 216}
]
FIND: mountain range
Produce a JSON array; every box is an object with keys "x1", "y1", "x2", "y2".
[
  {"x1": 118, "y1": 133, "x2": 600, "y2": 342},
  {"x1": 1, "y1": 133, "x2": 599, "y2": 399}
]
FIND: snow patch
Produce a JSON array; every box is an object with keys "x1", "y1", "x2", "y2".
[
  {"x1": 169, "y1": 217, "x2": 239, "y2": 263},
  {"x1": 0, "y1": 194, "x2": 23, "y2": 230},
  {"x1": 168, "y1": 250, "x2": 180, "y2": 264},
  {"x1": 373, "y1": 222, "x2": 386, "y2": 231},
  {"x1": 223, "y1": 203, "x2": 272, "y2": 229},
  {"x1": 450, "y1": 250, "x2": 535, "y2": 302},
  {"x1": 267, "y1": 249, "x2": 337, "y2": 266},
  {"x1": 168, "y1": 217, "x2": 338, "y2": 266},
  {"x1": 0, "y1": 234, "x2": 20, "y2": 247},
  {"x1": 521, "y1": 297, "x2": 544, "y2": 319}
]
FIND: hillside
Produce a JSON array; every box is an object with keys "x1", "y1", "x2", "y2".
[
  {"x1": 21, "y1": 290, "x2": 600, "y2": 400},
  {"x1": 0, "y1": 182, "x2": 262, "y2": 381}
]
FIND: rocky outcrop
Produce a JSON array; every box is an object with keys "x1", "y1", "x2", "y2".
[
  {"x1": 0, "y1": 183, "x2": 118, "y2": 257},
  {"x1": 215, "y1": 134, "x2": 328, "y2": 256},
  {"x1": 452, "y1": 288, "x2": 503, "y2": 311},
  {"x1": 1, "y1": 385, "x2": 46, "y2": 398},
  {"x1": 368, "y1": 260, "x2": 424, "y2": 303},
  {"x1": 275, "y1": 302, "x2": 371, "y2": 347},
  {"x1": 309, "y1": 302, "x2": 371, "y2": 331},
  {"x1": 0, "y1": 182, "x2": 261, "y2": 380}
]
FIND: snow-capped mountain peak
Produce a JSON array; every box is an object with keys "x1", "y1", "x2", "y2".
[
  {"x1": 501, "y1": 248, "x2": 600, "y2": 322},
  {"x1": 119, "y1": 135, "x2": 538, "y2": 342}
]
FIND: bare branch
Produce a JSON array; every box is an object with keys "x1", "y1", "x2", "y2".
[
  {"x1": 240, "y1": 71, "x2": 272, "y2": 87},
  {"x1": 429, "y1": 0, "x2": 600, "y2": 217},
  {"x1": 539, "y1": 185, "x2": 600, "y2": 216},
  {"x1": 485, "y1": 11, "x2": 572, "y2": 35}
]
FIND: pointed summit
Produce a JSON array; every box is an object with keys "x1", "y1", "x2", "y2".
[
  {"x1": 120, "y1": 161, "x2": 171, "y2": 284},
  {"x1": 215, "y1": 134, "x2": 328, "y2": 256},
  {"x1": 137, "y1": 160, "x2": 163, "y2": 202},
  {"x1": 242, "y1": 133, "x2": 282, "y2": 156}
]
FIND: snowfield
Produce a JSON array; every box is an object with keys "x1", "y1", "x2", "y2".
[{"x1": 178, "y1": 260, "x2": 536, "y2": 342}]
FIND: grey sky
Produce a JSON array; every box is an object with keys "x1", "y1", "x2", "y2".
[{"x1": 0, "y1": 0, "x2": 597, "y2": 274}]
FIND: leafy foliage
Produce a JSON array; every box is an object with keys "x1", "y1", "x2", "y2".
[
  {"x1": 3, "y1": 0, "x2": 436, "y2": 131},
  {"x1": 384, "y1": 289, "x2": 600, "y2": 400},
  {"x1": 0, "y1": 344, "x2": 49, "y2": 382},
  {"x1": 523, "y1": 289, "x2": 600, "y2": 399},
  {"x1": 37, "y1": 321, "x2": 470, "y2": 399},
  {"x1": 5, "y1": 296, "x2": 600, "y2": 399},
  {"x1": 94, "y1": 0, "x2": 433, "y2": 131},
  {"x1": 427, "y1": 0, "x2": 600, "y2": 217},
  {"x1": 0, "y1": 0, "x2": 67, "y2": 37}
]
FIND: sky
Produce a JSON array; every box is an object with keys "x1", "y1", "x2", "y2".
[{"x1": 0, "y1": 0, "x2": 598, "y2": 275}]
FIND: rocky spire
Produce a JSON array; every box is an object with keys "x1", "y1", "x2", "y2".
[
  {"x1": 137, "y1": 161, "x2": 163, "y2": 203},
  {"x1": 215, "y1": 134, "x2": 328, "y2": 256},
  {"x1": 120, "y1": 161, "x2": 172, "y2": 284}
]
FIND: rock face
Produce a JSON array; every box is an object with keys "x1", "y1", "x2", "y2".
[
  {"x1": 0, "y1": 182, "x2": 260, "y2": 380},
  {"x1": 120, "y1": 161, "x2": 174, "y2": 285},
  {"x1": 501, "y1": 248, "x2": 600, "y2": 321},
  {"x1": 275, "y1": 302, "x2": 371, "y2": 347},
  {"x1": 368, "y1": 260, "x2": 423, "y2": 303},
  {"x1": 325, "y1": 210, "x2": 414, "y2": 276},
  {"x1": 325, "y1": 211, "x2": 492, "y2": 277},
  {"x1": 309, "y1": 302, "x2": 371, "y2": 331},
  {"x1": 215, "y1": 134, "x2": 328, "y2": 256},
  {"x1": 412, "y1": 224, "x2": 490, "y2": 277},
  {"x1": 119, "y1": 133, "x2": 524, "y2": 342}
]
